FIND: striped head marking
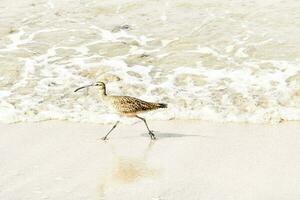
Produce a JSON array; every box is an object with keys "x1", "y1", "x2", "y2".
[{"x1": 95, "y1": 81, "x2": 105, "y2": 89}]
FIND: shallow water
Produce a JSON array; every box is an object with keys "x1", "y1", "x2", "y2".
[{"x1": 0, "y1": 0, "x2": 300, "y2": 123}]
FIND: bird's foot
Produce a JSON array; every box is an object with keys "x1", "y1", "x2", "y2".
[
  {"x1": 149, "y1": 131, "x2": 156, "y2": 140},
  {"x1": 101, "y1": 136, "x2": 108, "y2": 141}
]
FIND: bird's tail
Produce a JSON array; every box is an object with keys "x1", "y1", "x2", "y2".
[{"x1": 157, "y1": 103, "x2": 168, "y2": 108}]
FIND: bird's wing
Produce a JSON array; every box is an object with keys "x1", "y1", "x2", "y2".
[{"x1": 112, "y1": 96, "x2": 158, "y2": 114}]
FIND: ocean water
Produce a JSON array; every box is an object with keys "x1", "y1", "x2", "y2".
[{"x1": 0, "y1": 0, "x2": 299, "y2": 123}]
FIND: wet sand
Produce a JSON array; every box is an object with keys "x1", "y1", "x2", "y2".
[{"x1": 1, "y1": 120, "x2": 300, "y2": 200}]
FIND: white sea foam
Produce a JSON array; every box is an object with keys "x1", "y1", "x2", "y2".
[{"x1": 0, "y1": 0, "x2": 299, "y2": 124}]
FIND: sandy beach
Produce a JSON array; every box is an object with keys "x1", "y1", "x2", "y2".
[
  {"x1": 1, "y1": 0, "x2": 300, "y2": 199},
  {"x1": 1, "y1": 120, "x2": 300, "y2": 200}
]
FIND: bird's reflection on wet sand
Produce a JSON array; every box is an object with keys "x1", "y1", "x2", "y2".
[{"x1": 98, "y1": 140, "x2": 160, "y2": 197}]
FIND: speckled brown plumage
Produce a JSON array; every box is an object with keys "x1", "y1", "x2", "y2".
[
  {"x1": 74, "y1": 81, "x2": 167, "y2": 140},
  {"x1": 107, "y1": 95, "x2": 167, "y2": 116}
]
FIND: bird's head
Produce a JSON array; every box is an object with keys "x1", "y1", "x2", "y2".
[
  {"x1": 74, "y1": 81, "x2": 106, "y2": 92},
  {"x1": 94, "y1": 81, "x2": 106, "y2": 89}
]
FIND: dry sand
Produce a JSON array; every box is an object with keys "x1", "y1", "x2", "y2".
[{"x1": 0, "y1": 120, "x2": 300, "y2": 200}]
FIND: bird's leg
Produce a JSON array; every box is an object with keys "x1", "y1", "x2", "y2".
[
  {"x1": 102, "y1": 121, "x2": 119, "y2": 140},
  {"x1": 136, "y1": 115, "x2": 156, "y2": 140}
]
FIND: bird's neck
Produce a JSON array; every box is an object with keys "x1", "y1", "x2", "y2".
[{"x1": 100, "y1": 88, "x2": 107, "y2": 96}]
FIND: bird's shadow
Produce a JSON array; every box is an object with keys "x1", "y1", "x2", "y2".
[{"x1": 141, "y1": 132, "x2": 211, "y2": 139}]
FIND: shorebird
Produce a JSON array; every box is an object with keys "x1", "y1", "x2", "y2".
[{"x1": 74, "y1": 81, "x2": 167, "y2": 140}]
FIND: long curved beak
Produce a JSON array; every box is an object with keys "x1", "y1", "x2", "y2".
[{"x1": 74, "y1": 84, "x2": 94, "y2": 92}]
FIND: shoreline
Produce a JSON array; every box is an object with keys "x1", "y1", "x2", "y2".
[{"x1": 1, "y1": 116, "x2": 299, "y2": 125}]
